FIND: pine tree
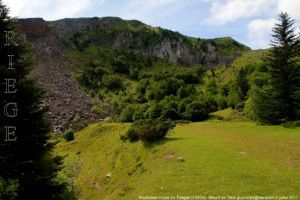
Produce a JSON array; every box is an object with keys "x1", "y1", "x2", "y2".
[
  {"x1": 252, "y1": 12, "x2": 300, "y2": 124},
  {"x1": 0, "y1": 1, "x2": 70, "y2": 199}
]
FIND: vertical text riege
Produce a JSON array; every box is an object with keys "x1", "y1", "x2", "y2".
[{"x1": 3, "y1": 24, "x2": 19, "y2": 142}]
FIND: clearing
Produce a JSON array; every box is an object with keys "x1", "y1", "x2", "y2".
[{"x1": 55, "y1": 120, "x2": 300, "y2": 199}]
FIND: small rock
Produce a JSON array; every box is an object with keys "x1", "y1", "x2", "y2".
[
  {"x1": 106, "y1": 172, "x2": 112, "y2": 178},
  {"x1": 178, "y1": 157, "x2": 184, "y2": 162},
  {"x1": 104, "y1": 117, "x2": 110, "y2": 121}
]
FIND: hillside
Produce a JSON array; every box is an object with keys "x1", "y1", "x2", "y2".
[
  {"x1": 55, "y1": 119, "x2": 300, "y2": 199},
  {"x1": 206, "y1": 49, "x2": 268, "y2": 86},
  {"x1": 19, "y1": 17, "x2": 250, "y2": 132}
]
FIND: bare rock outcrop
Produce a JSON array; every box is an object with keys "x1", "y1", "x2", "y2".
[{"x1": 20, "y1": 18, "x2": 97, "y2": 132}]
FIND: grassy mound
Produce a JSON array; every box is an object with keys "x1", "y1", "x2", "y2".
[{"x1": 55, "y1": 121, "x2": 300, "y2": 199}]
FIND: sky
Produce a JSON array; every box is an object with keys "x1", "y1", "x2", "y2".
[{"x1": 2, "y1": 0, "x2": 300, "y2": 50}]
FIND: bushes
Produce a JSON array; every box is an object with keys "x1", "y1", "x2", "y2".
[
  {"x1": 102, "y1": 75, "x2": 123, "y2": 90},
  {"x1": 124, "y1": 94, "x2": 218, "y2": 122},
  {"x1": 145, "y1": 78, "x2": 185, "y2": 100},
  {"x1": 112, "y1": 56, "x2": 129, "y2": 74},
  {"x1": 119, "y1": 105, "x2": 135, "y2": 122},
  {"x1": 145, "y1": 104, "x2": 162, "y2": 119},
  {"x1": 123, "y1": 119, "x2": 174, "y2": 142},
  {"x1": 160, "y1": 107, "x2": 179, "y2": 120},
  {"x1": 64, "y1": 129, "x2": 75, "y2": 142},
  {"x1": 205, "y1": 78, "x2": 218, "y2": 95},
  {"x1": 133, "y1": 105, "x2": 149, "y2": 121},
  {"x1": 175, "y1": 71, "x2": 200, "y2": 84},
  {"x1": 77, "y1": 61, "x2": 108, "y2": 89},
  {"x1": 183, "y1": 101, "x2": 210, "y2": 121},
  {"x1": 0, "y1": 178, "x2": 19, "y2": 200},
  {"x1": 111, "y1": 54, "x2": 153, "y2": 77},
  {"x1": 129, "y1": 68, "x2": 139, "y2": 79},
  {"x1": 177, "y1": 85, "x2": 196, "y2": 98}
]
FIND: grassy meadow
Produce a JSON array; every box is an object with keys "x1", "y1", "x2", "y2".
[{"x1": 55, "y1": 115, "x2": 300, "y2": 199}]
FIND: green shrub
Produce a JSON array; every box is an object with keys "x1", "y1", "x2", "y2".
[
  {"x1": 125, "y1": 119, "x2": 174, "y2": 142},
  {"x1": 177, "y1": 97, "x2": 193, "y2": 115},
  {"x1": 146, "y1": 78, "x2": 184, "y2": 100},
  {"x1": 0, "y1": 178, "x2": 19, "y2": 200},
  {"x1": 235, "y1": 102, "x2": 245, "y2": 111},
  {"x1": 294, "y1": 120, "x2": 300, "y2": 127},
  {"x1": 133, "y1": 105, "x2": 149, "y2": 121},
  {"x1": 122, "y1": 128, "x2": 140, "y2": 142},
  {"x1": 145, "y1": 104, "x2": 162, "y2": 119},
  {"x1": 136, "y1": 79, "x2": 150, "y2": 101},
  {"x1": 77, "y1": 61, "x2": 108, "y2": 89},
  {"x1": 112, "y1": 56, "x2": 129, "y2": 74},
  {"x1": 160, "y1": 107, "x2": 179, "y2": 120},
  {"x1": 129, "y1": 68, "x2": 139, "y2": 79},
  {"x1": 159, "y1": 96, "x2": 179, "y2": 109},
  {"x1": 64, "y1": 129, "x2": 75, "y2": 142},
  {"x1": 183, "y1": 101, "x2": 210, "y2": 121},
  {"x1": 281, "y1": 121, "x2": 299, "y2": 128},
  {"x1": 175, "y1": 71, "x2": 200, "y2": 83},
  {"x1": 119, "y1": 105, "x2": 135, "y2": 122},
  {"x1": 145, "y1": 85, "x2": 164, "y2": 101},
  {"x1": 177, "y1": 85, "x2": 197, "y2": 98},
  {"x1": 205, "y1": 95, "x2": 219, "y2": 112},
  {"x1": 205, "y1": 78, "x2": 218, "y2": 95},
  {"x1": 219, "y1": 83, "x2": 230, "y2": 97},
  {"x1": 102, "y1": 75, "x2": 123, "y2": 90},
  {"x1": 216, "y1": 95, "x2": 228, "y2": 110}
]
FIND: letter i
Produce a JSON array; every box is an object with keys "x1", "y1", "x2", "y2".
[{"x1": 8, "y1": 55, "x2": 14, "y2": 69}]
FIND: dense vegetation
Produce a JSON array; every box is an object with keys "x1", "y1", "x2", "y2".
[
  {"x1": 77, "y1": 60, "x2": 221, "y2": 122},
  {"x1": 71, "y1": 13, "x2": 299, "y2": 142}
]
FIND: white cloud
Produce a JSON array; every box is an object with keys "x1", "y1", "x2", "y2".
[
  {"x1": 206, "y1": 0, "x2": 275, "y2": 25},
  {"x1": 2, "y1": 0, "x2": 92, "y2": 20},
  {"x1": 277, "y1": 0, "x2": 300, "y2": 19},
  {"x1": 204, "y1": 0, "x2": 300, "y2": 49},
  {"x1": 205, "y1": 0, "x2": 300, "y2": 25},
  {"x1": 118, "y1": 0, "x2": 178, "y2": 21},
  {"x1": 247, "y1": 18, "x2": 276, "y2": 49},
  {"x1": 147, "y1": 0, "x2": 177, "y2": 6},
  {"x1": 246, "y1": 0, "x2": 300, "y2": 49}
]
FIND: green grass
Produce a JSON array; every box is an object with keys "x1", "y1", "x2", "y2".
[
  {"x1": 55, "y1": 121, "x2": 300, "y2": 199},
  {"x1": 210, "y1": 108, "x2": 249, "y2": 122}
]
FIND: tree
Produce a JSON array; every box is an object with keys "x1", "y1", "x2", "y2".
[
  {"x1": 252, "y1": 12, "x2": 300, "y2": 123},
  {"x1": 228, "y1": 66, "x2": 252, "y2": 109},
  {"x1": 0, "y1": 1, "x2": 69, "y2": 199},
  {"x1": 205, "y1": 78, "x2": 218, "y2": 95}
]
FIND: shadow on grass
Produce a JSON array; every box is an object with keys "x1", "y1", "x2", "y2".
[{"x1": 142, "y1": 137, "x2": 183, "y2": 148}]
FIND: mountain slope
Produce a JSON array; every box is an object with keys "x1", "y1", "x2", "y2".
[
  {"x1": 19, "y1": 17, "x2": 250, "y2": 131},
  {"x1": 54, "y1": 17, "x2": 250, "y2": 67}
]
